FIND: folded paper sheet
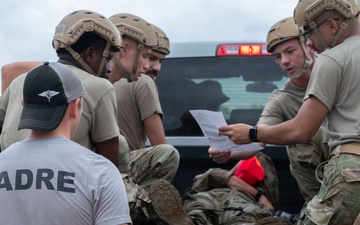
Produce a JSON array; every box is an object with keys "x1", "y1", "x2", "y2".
[{"x1": 189, "y1": 109, "x2": 263, "y2": 152}]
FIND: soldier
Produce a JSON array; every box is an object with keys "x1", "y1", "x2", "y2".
[
  {"x1": 210, "y1": 16, "x2": 330, "y2": 223},
  {"x1": 114, "y1": 23, "x2": 169, "y2": 151},
  {"x1": 0, "y1": 10, "x2": 122, "y2": 167},
  {"x1": 0, "y1": 12, "x2": 179, "y2": 224},
  {"x1": 262, "y1": 16, "x2": 330, "y2": 222},
  {"x1": 148, "y1": 152, "x2": 294, "y2": 225},
  {"x1": 105, "y1": 13, "x2": 180, "y2": 224},
  {"x1": 218, "y1": 0, "x2": 360, "y2": 224}
]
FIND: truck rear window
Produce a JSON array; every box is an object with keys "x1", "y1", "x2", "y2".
[{"x1": 156, "y1": 56, "x2": 287, "y2": 136}]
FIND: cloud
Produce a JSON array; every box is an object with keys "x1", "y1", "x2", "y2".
[{"x1": 0, "y1": 0, "x2": 298, "y2": 68}]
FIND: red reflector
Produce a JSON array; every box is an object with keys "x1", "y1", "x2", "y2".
[{"x1": 217, "y1": 44, "x2": 270, "y2": 56}]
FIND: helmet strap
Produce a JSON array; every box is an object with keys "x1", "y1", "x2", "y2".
[
  {"x1": 287, "y1": 67, "x2": 306, "y2": 78},
  {"x1": 97, "y1": 42, "x2": 111, "y2": 77},
  {"x1": 300, "y1": 35, "x2": 313, "y2": 72},
  {"x1": 330, "y1": 19, "x2": 350, "y2": 48},
  {"x1": 65, "y1": 46, "x2": 97, "y2": 75},
  {"x1": 112, "y1": 57, "x2": 132, "y2": 81},
  {"x1": 110, "y1": 43, "x2": 145, "y2": 82},
  {"x1": 309, "y1": 18, "x2": 351, "y2": 51},
  {"x1": 286, "y1": 35, "x2": 314, "y2": 78},
  {"x1": 129, "y1": 44, "x2": 144, "y2": 82},
  {"x1": 313, "y1": 29, "x2": 330, "y2": 51}
]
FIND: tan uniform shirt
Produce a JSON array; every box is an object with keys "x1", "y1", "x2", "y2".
[
  {"x1": 0, "y1": 65, "x2": 119, "y2": 151},
  {"x1": 0, "y1": 74, "x2": 28, "y2": 150},
  {"x1": 68, "y1": 66, "x2": 119, "y2": 149},
  {"x1": 258, "y1": 79, "x2": 305, "y2": 125},
  {"x1": 305, "y1": 36, "x2": 360, "y2": 149},
  {"x1": 114, "y1": 75, "x2": 163, "y2": 150}
]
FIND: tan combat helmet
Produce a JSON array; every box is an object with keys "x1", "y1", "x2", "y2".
[
  {"x1": 109, "y1": 13, "x2": 158, "y2": 82},
  {"x1": 109, "y1": 13, "x2": 158, "y2": 47},
  {"x1": 53, "y1": 10, "x2": 122, "y2": 76},
  {"x1": 266, "y1": 17, "x2": 299, "y2": 53},
  {"x1": 294, "y1": 0, "x2": 360, "y2": 28},
  {"x1": 266, "y1": 17, "x2": 313, "y2": 77},
  {"x1": 152, "y1": 24, "x2": 170, "y2": 55},
  {"x1": 294, "y1": 0, "x2": 360, "y2": 49}
]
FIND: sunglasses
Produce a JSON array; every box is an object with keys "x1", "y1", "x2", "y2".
[{"x1": 303, "y1": 17, "x2": 340, "y2": 36}]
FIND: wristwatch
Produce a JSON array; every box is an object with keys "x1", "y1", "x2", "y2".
[
  {"x1": 254, "y1": 187, "x2": 264, "y2": 201},
  {"x1": 248, "y1": 126, "x2": 258, "y2": 142}
]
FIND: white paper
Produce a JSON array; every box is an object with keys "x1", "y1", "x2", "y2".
[{"x1": 189, "y1": 109, "x2": 263, "y2": 152}]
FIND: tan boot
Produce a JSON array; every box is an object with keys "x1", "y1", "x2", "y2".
[
  {"x1": 354, "y1": 213, "x2": 360, "y2": 225},
  {"x1": 149, "y1": 180, "x2": 194, "y2": 225}
]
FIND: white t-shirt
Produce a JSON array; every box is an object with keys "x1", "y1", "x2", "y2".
[{"x1": 0, "y1": 137, "x2": 131, "y2": 225}]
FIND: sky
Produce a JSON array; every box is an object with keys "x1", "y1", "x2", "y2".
[{"x1": 0, "y1": 0, "x2": 299, "y2": 69}]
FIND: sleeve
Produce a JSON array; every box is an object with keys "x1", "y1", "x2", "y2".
[
  {"x1": 305, "y1": 55, "x2": 342, "y2": 111},
  {"x1": 91, "y1": 84, "x2": 120, "y2": 143},
  {"x1": 191, "y1": 168, "x2": 232, "y2": 192},
  {"x1": 257, "y1": 91, "x2": 286, "y2": 126},
  {"x1": 135, "y1": 77, "x2": 163, "y2": 121},
  {"x1": 0, "y1": 87, "x2": 10, "y2": 129},
  {"x1": 90, "y1": 156, "x2": 132, "y2": 225}
]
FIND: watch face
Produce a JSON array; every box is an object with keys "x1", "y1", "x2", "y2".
[{"x1": 249, "y1": 126, "x2": 257, "y2": 142}]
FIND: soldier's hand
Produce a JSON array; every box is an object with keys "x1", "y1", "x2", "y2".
[
  {"x1": 208, "y1": 148, "x2": 231, "y2": 164},
  {"x1": 258, "y1": 195, "x2": 274, "y2": 212},
  {"x1": 218, "y1": 123, "x2": 252, "y2": 145}
]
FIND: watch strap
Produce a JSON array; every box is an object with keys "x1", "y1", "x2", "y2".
[{"x1": 254, "y1": 187, "x2": 264, "y2": 201}]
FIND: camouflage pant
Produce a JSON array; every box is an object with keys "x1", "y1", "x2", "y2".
[
  {"x1": 287, "y1": 126, "x2": 330, "y2": 203},
  {"x1": 130, "y1": 144, "x2": 180, "y2": 192},
  {"x1": 118, "y1": 134, "x2": 131, "y2": 174},
  {"x1": 183, "y1": 152, "x2": 279, "y2": 225},
  {"x1": 121, "y1": 143, "x2": 180, "y2": 223},
  {"x1": 300, "y1": 145, "x2": 360, "y2": 225}
]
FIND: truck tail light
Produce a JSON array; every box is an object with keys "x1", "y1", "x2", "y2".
[{"x1": 216, "y1": 44, "x2": 270, "y2": 56}]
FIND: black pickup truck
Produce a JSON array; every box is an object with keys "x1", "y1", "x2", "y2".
[{"x1": 154, "y1": 42, "x2": 304, "y2": 213}]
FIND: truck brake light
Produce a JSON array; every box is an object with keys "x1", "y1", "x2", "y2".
[{"x1": 216, "y1": 44, "x2": 270, "y2": 56}]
